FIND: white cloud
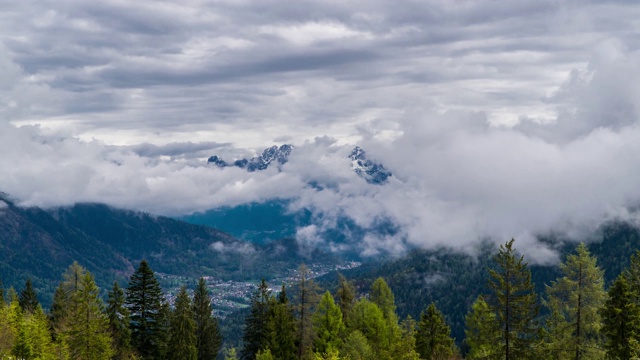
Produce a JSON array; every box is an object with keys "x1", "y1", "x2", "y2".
[{"x1": 3, "y1": 0, "x2": 640, "y2": 261}]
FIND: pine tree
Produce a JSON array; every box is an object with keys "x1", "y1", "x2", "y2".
[
  {"x1": 335, "y1": 274, "x2": 355, "y2": 324},
  {"x1": 416, "y1": 303, "x2": 455, "y2": 360},
  {"x1": 368, "y1": 277, "x2": 402, "y2": 356},
  {"x1": 107, "y1": 281, "x2": 133, "y2": 360},
  {"x1": 295, "y1": 265, "x2": 320, "y2": 360},
  {"x1": 224, "y1": 347, "x2": 239, "y2": 360},
  {"x1": 341, "y1": 330, "x2": 373, "y2": 360},
  {"x1": 18, "y1": 279, "x2": 39, "y2": 314},
  {"x1": 267, "y1": 285, "x2": 296, "y2": 360},
  {"x1": 193, "y1": 277, "x2": 221, "y2": 360},
  {"x1": 26, "y1": 306, "x2": 55, "y2": 359},
  {"x1": 487, "y1": 239, "x2": 539, "y2": 360},
  {"x1": 256, "y1": 348, "x2": 276, "y2": 360},
  {"x1": 126, "y1": 260, "x2": 166, "y2": 360},
  {"x1": 312, "y1": 291, "x2": 345, "y2": 354},
  {"x1": 168, "y1": 286, "x2": 197, "y2": 360},
  {"x1": 601, "y1": 274, "x2": 640, "y2": 359},
  {"x1": 50, "y1": 261, "x2": 87, "y2": 339},
  {"x1": 395, "y1": 316, "x2": 421, "y2": 360},
  {"x1": 12, "y1": 322, "x2": 32, "y2": 360},
  {"x1": 369, "y1": 278, "x2": 395, "y2": 319},
  {"x1": 464, "y1": 295, "x2": 500, "y2": 360},
  {"x1": 67, "y1": 271, "x2": 114, "y2": 360},
  {"x1": 241, "y1": 279, "x2": 271, "y2": 360},
  {"x1": 0, "y1": 294, "x2": 15, "y2": 357},
  {"x1": 348, "y1": 299, "x2": 389, "y2": 358},
  {"x1": 544, "y1": 243, "x2": 605, "y2": 360}
]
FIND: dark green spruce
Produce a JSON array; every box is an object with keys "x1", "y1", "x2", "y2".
[
  {"x1": 415, "y1": 303, "x2": 455, "y2": 360},
  {"x1": 107, "y1": 281, "x2": 133, "y2": 360},
  {"x1": 193, "y1": 277, "x2": 222, "y2": 360},
  {"x1": 241, "y1": 279, "x2": 271, "y2": 360},
  {"x1": 126, "y1": 260, "x2": 167, "y2": 360},
  {"x1": 18, "y1": 278, "x2": 39, "y2": 314},
  {"x1": 487, "y1": 239, "x2": 539, "y2": 360},
  {"x1": 168, "y1": 286, "x2": 197, "y2": 360}
]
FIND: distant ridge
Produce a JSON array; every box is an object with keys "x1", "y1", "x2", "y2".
[
  {"x1": 208, "y1": 144, "x2": 392, "y2": 184},
  {"x1": 208, "y1": 144, "x2": 293, "y2": 172}
]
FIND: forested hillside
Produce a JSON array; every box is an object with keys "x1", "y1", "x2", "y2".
[
  {"x1": 0, "y1": 198, "x2": 342, "y2": 307},
  {"x1": 318, "y1": 220, "x2": 640, "y2": 346}
]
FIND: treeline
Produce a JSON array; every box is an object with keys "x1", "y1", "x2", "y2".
[
  {"x1": 0, "y1": 260, "x2": 221, "y2": 360},
  {"x1": 237, "y1": 239, "x2": 640, "y2": 360},
  {"x1": 5, "y1": 238, "x2": 640, "y2": 359}
]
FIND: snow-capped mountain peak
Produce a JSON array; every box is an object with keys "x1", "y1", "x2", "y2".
[{"x1": 207, "y1": 144, "x2": 391, "y2": 184}]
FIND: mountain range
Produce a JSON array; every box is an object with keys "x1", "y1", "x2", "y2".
[
  {"x1": 207, "y1": 144, "x2": 392, "y2": 185},
  {"x1": 0, "y1": 195, "x2": 341, "y2": 307}
]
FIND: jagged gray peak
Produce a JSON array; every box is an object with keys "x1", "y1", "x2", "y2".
[
  {"x1": 208, "y1": 144, "x2": 293, "y2": 172},
  {"x1": 207, "y1": 144, "x2": 391, "y2": 184},
  {"x1": 349, "y1": 146, "x2": 392, "y2": 185}
]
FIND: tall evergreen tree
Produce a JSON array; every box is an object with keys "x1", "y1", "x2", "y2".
[
  {"x1": 312, "y1": 291, "x2": 345, "y2": 354},
  {"x1": 107, "y1": 281, "x2": 133, "y2": 360},
  {"x1": 368, "y1": 277, "x2": 402, "y2": 355},
  {"x1": 464, "y1": 295, "x2": 501, "y2": 360},
  {"x1": 341, "y1": 330, "x2": 373, "y2": 360},
  {"x1": 168, "y1": 286, "x2": 197, "y2": 360},
  {"x1": 193, "y1": 277, "x2": 221, "y2": 360},
  {"x1": 0, "y1": 294, "x2": 15, "y2": 357},
  {"x1": 126, "y1": 260, "x2": 166, "y2": 360},
  {"x1": 18, "y1": 279, "x2": 39, "y2": 314},
  {"x1": 348, "y1": 299, "x2": 390, "y2": 359},
  {"x1": 50, "y1": 262, "x2": 87, "y2": 339},
  {"x1": 295, "y1": 265, "x2": 320, "y2": 360},
  {"x1": 369, "y1": 278, "x2": 395, "y2": 319},
  {"x1": 600, "y1": 274, "x2": 640, "y2": 360},
  {"x1": 396, "y1": 316, "x2": 421, "y2": 360},
  {"x1": 487, "y1": 239, "x2": 539, "y2": 360},
  {"x1": 267, "y1": 285, "x2": 296, "y2": 360},
  {"x1": 335, "y1": 274, "x2": 355, "y2": 324},
  {"x1": 241, "y1": 279, "x2": 271, "y2": 360},
  {"x1": 415, "y1": 303, "x2": 455, "y2": 360},
  {"x1": 25, "y1": 306, "x2": 55, "y2": 359},
  {"x1": 544, "y1": 243, "x2": 605, "y2": 360},
  {"x1": 67, "y1": 271, "x2": 114, "y2": 360}
]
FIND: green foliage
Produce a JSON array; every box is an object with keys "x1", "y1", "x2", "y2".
[
  {"x1": 66, "y1": 271, "x2": 114, "y2": 360},
  {"x1": 313, "y1": 291, "x2": 345, "y2": 354},
  {"x1": 27, "y1": 306, "x2": 56, "y2": 359},
  {"x1": 348, "y1": 299, "x2": 389, "y2": 358},
  {"x1": 241, "y1": 279, "x2": 271, "y2": 360},
  {"x1": 335, "y1": 274, "x2": 355, "y2": 324},
  {"x1": 223, "y1": 347, "x2": 239, "y2": 360},
  {"x1": 464, "y1": 295, "x2": 500, "y2": 359},
  {"x1": 256, "y1": 348, "x2": 276, "y2": 360},
  {"x1": 126, "y1": 260, "x2": 166, "y2": 360},
  {"x1": 416, "y1": 303, "x2": 455, "y2": 360},
  {"x1": 295, "y1": 264, "x2": 321, "y2": 360},
  {"x1": 487, "y1": 239, "x2": 539, "y2": 360},
  {"x1": 341, "y1": 330, "x2": 373, "y2": 360},
  {"x1": 266, "y1": 285, "x2": 296, "y2": 360},
  {"x1": 543, "y1": 243, "x2": 605, "y2": 359},
  {"x1": 193, "y1": 277, "x2": 222, "y2": 360},
  {"x1": 107, "y1": 281, "x2": 134, "y2": 360},
  {"x1": 601, "y1": 274, "x2": 640, "y2": 359},
  {"x1": 168, "y1": 286, "x2": 197, "y2": 360},
  {"x1": 370, "y1": 277, "x2": 396, "y2": 319},
  {"x1": 18, "y1": 279, "x2": 39, "y2": 314},
  {"x1": 396, "y1": 316, "x2": 420, "y2": 360}
]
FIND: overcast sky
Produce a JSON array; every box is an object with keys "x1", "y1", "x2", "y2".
[{"x1": 2, "y1": 0, "x2": 640, "y2": 260}]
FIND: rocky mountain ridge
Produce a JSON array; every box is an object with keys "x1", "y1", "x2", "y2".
[{"x1": 208, "y1": 144, "x2": 392, "y2": 184}]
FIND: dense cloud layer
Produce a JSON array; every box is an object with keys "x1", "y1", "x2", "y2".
[{"x1": 2, "y1": 1, "x2": 640, "y2": 260}]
